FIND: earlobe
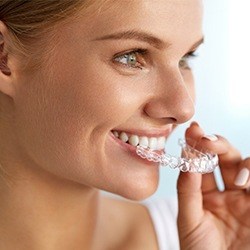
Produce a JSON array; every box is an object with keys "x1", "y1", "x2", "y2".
[{"x1": 0, "y1": 21, "x2": 15, "y2": 97}]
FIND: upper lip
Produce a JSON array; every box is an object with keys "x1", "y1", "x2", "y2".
[{"x1": 111, "y1": 126, "x2": 173, "y2": 138}]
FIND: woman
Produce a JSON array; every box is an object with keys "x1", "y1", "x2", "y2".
[{"x1": 0, "y1": 0, "x2": 249, "y2": 249}]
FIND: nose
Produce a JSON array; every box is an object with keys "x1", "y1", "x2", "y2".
[{"x1": 144, "y1": 67, "x2": 195, "y2": 124}]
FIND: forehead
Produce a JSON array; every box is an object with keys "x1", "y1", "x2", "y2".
[{"x1": 76, "y1": 0, "x2": 203, "y2": 45}]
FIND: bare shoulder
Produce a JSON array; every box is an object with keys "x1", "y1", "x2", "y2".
[{"x1": 100, "y1": 195, "x2": 158, "y2": 250}]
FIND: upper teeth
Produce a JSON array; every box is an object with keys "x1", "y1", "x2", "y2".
[{"x1": 112, "y1": 131, "x2": 166, "y2": 150}]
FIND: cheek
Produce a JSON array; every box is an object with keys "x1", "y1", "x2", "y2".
[
  {"x1": 58, "y1": 57, "x2": 147, "y2": 127},
  {"x1": 13, "y1": 73, "x2": 89, "y2": 177},
  {"x1": 12, "y1": 57, "x2": 146, "y2": 185}
]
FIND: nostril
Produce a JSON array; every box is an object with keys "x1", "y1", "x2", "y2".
[
  {"x1": 163, "y1": 117, "x2": 177, "y2": 124},
  {"x1": 143, "y1": 108, "x2": 177, "y2": 125},
  {"x1": 143, "y1": 102, "x2": 186, "y2": 121}
]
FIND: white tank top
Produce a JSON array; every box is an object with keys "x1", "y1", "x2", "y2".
[{"x1": 142, "y1": 198, "x2": 180, "y2": 250}]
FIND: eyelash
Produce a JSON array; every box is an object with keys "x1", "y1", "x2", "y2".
[
  {"x1": 113, "y1": 48, "x2": 147, "y2": 70},
  {"x1": 113, "y1": 49, "x2": 198, "y2": 70},
  {"x1": 179, "y1": 51, "x2": 198, "y2": 69}
]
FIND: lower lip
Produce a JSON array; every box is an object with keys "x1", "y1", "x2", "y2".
[{"x1": 109, "y1": 132, "x2": 161, "y2": 166}]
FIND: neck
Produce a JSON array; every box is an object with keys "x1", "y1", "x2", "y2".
[{"x1": 0, "y1": 162, "x2": 102, "y2": 250}]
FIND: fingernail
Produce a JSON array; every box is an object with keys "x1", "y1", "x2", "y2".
[
  {"x1": 234, "y1": 168, "x2": 250, "y2": 186},
  {"x1": 202, "y1": 134, "x2": 218, "y2": 142}
]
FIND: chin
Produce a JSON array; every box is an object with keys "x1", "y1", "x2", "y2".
[{"x1": 111, "y1": 178, "x2": 159, "y2": 201}]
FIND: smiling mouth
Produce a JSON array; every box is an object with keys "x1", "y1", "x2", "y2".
[
  {"x1": 110, "y1": 127, "x2": 219, "y2": 174},
  {"x1": 111, "y1": 130, "x2": 169, "y2": 151}
]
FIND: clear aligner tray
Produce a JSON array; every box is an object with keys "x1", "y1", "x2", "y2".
[{"x1": 136, "y1": 139, "x2": 218, "y2": 174}]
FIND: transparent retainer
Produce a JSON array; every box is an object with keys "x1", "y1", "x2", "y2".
[{"x1": 136, "y1": 139, "x2": 219, "y2": 174}]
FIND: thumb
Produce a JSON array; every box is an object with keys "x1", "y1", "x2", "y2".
[
  {"x1": 177, "y1": 171, "x2": 204, "y2": 233},
  {"x1": 177, "y1": 121, "x2": 206, "y2": 234}
]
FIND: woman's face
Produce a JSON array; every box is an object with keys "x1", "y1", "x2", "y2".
[{"x1": 12, "y1": 0, "x2": 203, "y2": 200}]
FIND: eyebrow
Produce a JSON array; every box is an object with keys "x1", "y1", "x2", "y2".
[{"x1": 93, "y1": 30, "x2": 204, "y2": 51}]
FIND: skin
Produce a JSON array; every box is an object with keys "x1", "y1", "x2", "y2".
[{"x1": 0, "y1": 0, "x2": 249, "y2": 249}]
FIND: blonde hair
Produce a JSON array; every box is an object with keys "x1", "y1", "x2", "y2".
[{"x1": 0, "y1": 0, "x2": 107, "y2": 72}]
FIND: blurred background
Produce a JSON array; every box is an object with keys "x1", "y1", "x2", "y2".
[
  {"x1": 105, "y1": 0, "x2": 250, "y2": 201},
  {"x1": 153, "y1": 0, "x2": 250, "y2": 199}
]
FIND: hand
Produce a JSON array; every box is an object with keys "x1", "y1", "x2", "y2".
[{"x1": 177, "y1": 122, "x2": 250, "y2": 250}]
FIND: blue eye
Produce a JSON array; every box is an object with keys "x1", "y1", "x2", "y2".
[
  {"x1": 113, "y1": 49, "x2": 146, "y2": 69},
  {"x1": 115, "y1": 52, "x2": 137, "y2": 67}
]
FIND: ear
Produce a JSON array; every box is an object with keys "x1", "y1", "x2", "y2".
[{"x1": 0, "y1": 21, "x2": 15, "y2": 97}]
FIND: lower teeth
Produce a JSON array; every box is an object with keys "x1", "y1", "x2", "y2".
[{"x1": 136, "y1": 139, "x2": 218, "y2": 174}]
